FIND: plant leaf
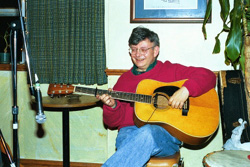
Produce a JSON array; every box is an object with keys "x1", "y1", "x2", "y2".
[
  {"x1": 245, "y1": 0, "x2": 250, "y2": 6},
  {"x1": 219, "y1": 0, "x2": 230, "y2": 23},
  {"x1": 213, "y1": 34, "x2": 221, "y2": 53},
  {"x1": 223, "y1": 22, "x2": 230, "y2": 31},
  {"x1": 224, "y1": 51, "x2": 231, "y2": 65},
  {"x1": 202, "y1": 0, "x2": 212, "y2": 39},
  {"x1": 225, "y1": 0, "x2": 243, "y2": 63},
  {"x1": 239, "y1": 45, "x2": 245, "y2": 71}
]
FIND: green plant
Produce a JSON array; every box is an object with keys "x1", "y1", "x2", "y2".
[
  {"x1": 2, "y1": 30, "x2": 10, "y2": 53},
  {"x1": 0, "y1": 24, "x2": 10, "y2": 53},
  {"x1": 202, "y1": 0, "x2": 250, "y2": 70},
  {"x1": 202, "y1": 0, "x2": 250, "y2": 120}
]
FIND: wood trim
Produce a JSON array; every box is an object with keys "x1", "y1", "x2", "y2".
[
  {"x1": 0, "y1": 64, "x2": 27, "y2": 71},
  {"x1": 105, "y1": 68, "x2": 218, "y2": 77},
  {"x1": 0, "y1": 66, "x2": 218, "y2": 77},
  {"x1": 20, "y1": 159, "x2": 102, "y2": 167},
  {"x1": 105, "y1": 69, "x2": 128, "y2": 76}
]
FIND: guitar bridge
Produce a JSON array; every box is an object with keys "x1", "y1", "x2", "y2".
[{"x1": 182, "y1": 99, "x2": 189, "y2": 116}]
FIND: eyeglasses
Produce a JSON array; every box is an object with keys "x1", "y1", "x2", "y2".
[{"x1": 128, "y1": 46, "x2": 155, "y2": 55}]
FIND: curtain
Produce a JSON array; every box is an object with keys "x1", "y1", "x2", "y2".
[{"x1": 26, "y1": 0, "x2": 107, "y2": 85}]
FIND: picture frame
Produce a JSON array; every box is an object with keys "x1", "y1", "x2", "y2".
[{"x1": 130, "y1": 0, "x2": 210, "y2": 23}]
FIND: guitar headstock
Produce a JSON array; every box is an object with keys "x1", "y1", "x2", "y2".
[{"x1": 47, "y1": 84, "x2": 74, "y2": 96}]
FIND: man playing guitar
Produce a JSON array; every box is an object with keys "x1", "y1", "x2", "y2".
[{"x1": 96, "y1": 26, "x2": 216, "y2": 167}]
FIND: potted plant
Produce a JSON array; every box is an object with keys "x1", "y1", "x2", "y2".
[
  {"x1": 0, "y1": 28, "x2": 10, "y2": 64},
  {"x1": 202, "y1": 0, "x2": 250, "y2": 119}
]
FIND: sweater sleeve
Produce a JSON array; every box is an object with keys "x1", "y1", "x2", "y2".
[
  {"x1": 173, "y1": 63, "x2": 216, "y2": 97},
  {"x1": 102, "y1": 71, "x2": 135, "y2": 129},
  {"x1": 102, "y1": 100, "x2": 124, "y2": 129}
]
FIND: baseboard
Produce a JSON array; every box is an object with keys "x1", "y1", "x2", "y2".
[{"x1": 20, "y1": 159, "x2": 102, "y2": 167}]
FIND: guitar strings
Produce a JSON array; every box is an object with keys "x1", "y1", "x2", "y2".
[{"x1": 146, "y1": 108, "x2": 157, "y2": 123}]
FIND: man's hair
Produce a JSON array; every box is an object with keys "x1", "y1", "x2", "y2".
[{"x1": 128, "y1": 26, "x2": 160, "y2": 47}]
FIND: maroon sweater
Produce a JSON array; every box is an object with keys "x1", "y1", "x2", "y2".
[{"x1": 103, "y1": 60, "x2": 216, "y2": 130}]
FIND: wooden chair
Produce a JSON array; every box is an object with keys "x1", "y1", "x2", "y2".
[{"x1": 146, "y1": 152, "x2": 184, "y2": 167}]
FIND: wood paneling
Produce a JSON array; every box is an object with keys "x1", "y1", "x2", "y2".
[
  {"x1": 105, "y1": 69, "x2": 218, "y2": 77},
  {"x1": 20, "y1": 159, "x2": 102, "y2": 167},
  {"x1": 0, "y1": 64, "x2": 26, "y2": 71},
  {"x1": 105, "y1": 69, "x2": 128, "y2": 76}
]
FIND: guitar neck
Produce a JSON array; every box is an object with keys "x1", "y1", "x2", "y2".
[{"x1": 75, "y1": 86, "x2": 152, "y2": 103}]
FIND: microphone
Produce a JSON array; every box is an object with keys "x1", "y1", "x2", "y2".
[{"x1": 34, "y1": 74, "x2": 46, "y2": 124}]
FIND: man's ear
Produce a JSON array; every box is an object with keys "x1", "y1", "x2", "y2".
[{"x1": 153, "y1": 46, "x2": 159, "y2": 58}]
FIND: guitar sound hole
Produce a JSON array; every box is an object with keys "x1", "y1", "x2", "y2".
[{"x1": 153, "y1": 93, "x2": 169, "y2": 109}]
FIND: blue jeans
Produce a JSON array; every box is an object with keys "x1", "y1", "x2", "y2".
[{"x1": 102, "y1": 124, "x2": 181, "y2": 167}]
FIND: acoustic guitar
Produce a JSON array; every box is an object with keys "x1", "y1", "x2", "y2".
[{"x1": 47, "y1": 79, "x2": 220, "y2": 145}]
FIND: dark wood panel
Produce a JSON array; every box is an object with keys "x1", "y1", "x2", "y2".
[
  {"x1": 105, "y1": 69, "x2": 128, "y2": 76},
  {"x1": 0, "y1": 64, "x2": 26, "y2": 71},
  {"x1": 20, "y1": 159, "x2": 102, "y2": 167},
  {"x1": 105, "y1": 69, "x2": 218, "y2": 76}
]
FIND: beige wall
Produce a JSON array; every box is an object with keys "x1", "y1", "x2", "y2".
[
  {"x1": 105, "y1": 0, "x2": 233, "y2": 72},
  {"x1": 0, "y1": 71, "x2": 109, "y2": 163},
  {"x1": 0, "y1": 0, "x2": 234, "y2": 167}
]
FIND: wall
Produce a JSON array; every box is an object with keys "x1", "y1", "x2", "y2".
[
  {"x1": 0, "y1": 0, "x2": 234, "y2": 167},
  {"x1": 105, "y1": 0, "x2": 232, "y2": 71},
  {"x1": 0, "y1": 71, "x2": 109, "y2": 163}
]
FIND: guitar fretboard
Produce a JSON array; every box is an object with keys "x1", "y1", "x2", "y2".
[{"x1": 75, "y1": 86, "x2": 152, "y2": 104}]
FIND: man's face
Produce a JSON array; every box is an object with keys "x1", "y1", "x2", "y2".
[{"x1": 129, "y1": 39, "x2": 159, "y2": 71}]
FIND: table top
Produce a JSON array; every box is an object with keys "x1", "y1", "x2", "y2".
[
  {"x1": 39, "y1": 95, "x2": 100, "y2": 108},
  {"x1": 203, "y1": 150, "x2": 250, "y2": 166}
]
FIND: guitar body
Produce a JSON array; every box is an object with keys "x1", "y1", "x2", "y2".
[{"x1": 134, "y1": 79, "x2": 220, "y2": 145}]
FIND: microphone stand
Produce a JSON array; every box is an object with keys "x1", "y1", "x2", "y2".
[
  {"x1": 17, "y1": 0, "x2": 34, "y2": 94},
  {"x1": 10, "y1": 20, "x2": 20, "y2": 167},
  {"x1": 10, "y1": 1, "x2": 43, "y2": 166}
]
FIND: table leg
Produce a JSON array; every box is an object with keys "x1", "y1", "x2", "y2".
[{"x1": 63, "y1": 109, "x2": 70, "y2": 167}]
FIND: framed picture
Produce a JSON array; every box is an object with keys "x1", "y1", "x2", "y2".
[{"x1": 130, "y1": 0, "x2": 210, "y2": 23}]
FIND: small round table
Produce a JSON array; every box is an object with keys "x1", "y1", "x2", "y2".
[
  {"x1": 203, "y1": 150, "x2": 250, "y2": 167},
  {"x1": 41, "y1": 95, "x2": 99, "y2": 167}
]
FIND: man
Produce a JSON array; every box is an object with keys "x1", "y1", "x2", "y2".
[{"x1": 97, "y1": 26, "x2": 216, "y2": 167}]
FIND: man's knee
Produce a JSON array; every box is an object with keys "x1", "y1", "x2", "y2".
[{"x1": 138, "y1": 124, "x2": 155, "y2": 139}]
